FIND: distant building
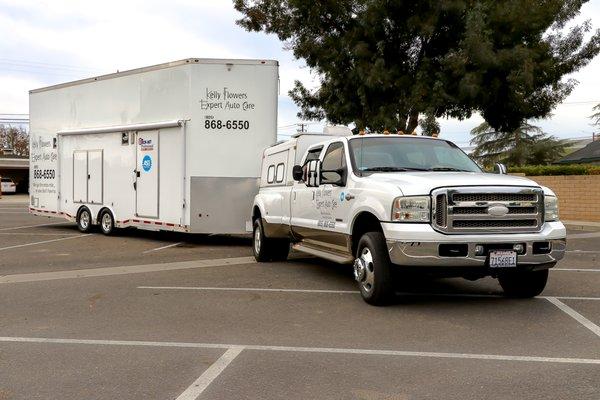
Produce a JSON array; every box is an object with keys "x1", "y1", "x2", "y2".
[
  {"x1": 0, "y1": 154, "x2": 28, "y2": 193},
  {"x1": 556, "y1": 140, "x2": 600, "y2": 165}
]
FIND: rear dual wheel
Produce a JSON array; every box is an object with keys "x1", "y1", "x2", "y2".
[{"x1": 253, "y1": 219, "x2": 289, "y2": 262}]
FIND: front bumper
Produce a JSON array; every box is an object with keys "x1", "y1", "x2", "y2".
[{"x1": 382, "y1": 221, "x2": 566, "y2": 268}]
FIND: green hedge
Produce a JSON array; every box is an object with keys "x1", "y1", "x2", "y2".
[{"x1": 507, "y1": 164, "x2": 600, "y2": 176}]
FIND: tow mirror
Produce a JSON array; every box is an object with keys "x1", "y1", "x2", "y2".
[
  {"x1": 292, "y1": 165, "x2": 303, "y2": 181},
  {"x1": 305, "y1": 160, "x2": 321, "y2": 187},
  {"x1": 493, "y1": 163, "x2": 507, "y2": 174}
]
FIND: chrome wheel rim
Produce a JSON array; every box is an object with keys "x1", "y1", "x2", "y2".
[
  {"x1": 254, "y1": 225, "x2": 261, "y2": 255},
  {"x1": 102, "y1": 213, "x2": 112, "y2": 232},
  {"x1": 80, "y1": 211, "x2": 90, "y2": 230},
  {"x1": 356, "y1": 247, "x2": 375, "y2": 294}
]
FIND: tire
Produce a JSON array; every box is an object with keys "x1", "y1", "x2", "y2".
[
  {"x1": 252, "y1": 219, "x2": 289, "y2": 262},
  {"x1": 498, "y1": 269, "x2": 549, "y2": 298},
  {"x1": 77, "y1": 207, "x2": 92, "y2": 233},
  {"x1": 99, "y1": 210, "x2": 115, "y2": 236},
  {"x1": 354, "y1": 231, "x2": 394, "y2": 306}
]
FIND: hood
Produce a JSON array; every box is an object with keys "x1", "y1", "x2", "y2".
[{"x1": 364, "y1": 172, "x2": 541, "y2": 196}]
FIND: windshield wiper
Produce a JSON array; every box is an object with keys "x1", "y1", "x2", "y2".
[
  {"x1": 361, "y1": 166, "x2": 428, "y2": 172},
  {"x1": 429, "y1": 167, "x2": 472, "y2": 172}
]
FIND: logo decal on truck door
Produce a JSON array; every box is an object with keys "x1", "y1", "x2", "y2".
[{"x1": 142, "y1": 155, "x2": 152, "y2": 172}]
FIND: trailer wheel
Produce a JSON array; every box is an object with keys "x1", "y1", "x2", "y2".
[
  {"x1": 77, "y1": 207, "x2": 92, "y2": 233},
  {"x1": 99, "y1": 210, "x2": 115, "y2": 236},
  {"x1": 253, "y1": 219, "x2": 289, "y2": 262},
  {"x1": 498, "y1": 269, "x2": 549, "y2": 298},
  {"x1": 354, "y1": 232, "x2": 394, "y2": 306}
]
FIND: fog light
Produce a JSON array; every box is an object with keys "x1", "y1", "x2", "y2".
[
  {"x1": 513, "y1": 243, "x2": 525, "y2": 254},
  {"x1": 475, "y1": 245, "x2": 485, "y2": 256}
]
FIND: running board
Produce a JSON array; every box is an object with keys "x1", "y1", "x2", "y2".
[{"x1": 292, "y1": 242, "x2": 354, "y2": 264}]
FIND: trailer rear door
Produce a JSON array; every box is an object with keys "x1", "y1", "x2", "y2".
[{"x1": 136, "y1": 131, "x2": 159, "y2": 218}]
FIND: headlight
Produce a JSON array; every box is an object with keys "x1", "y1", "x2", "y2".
[
  {"x1": 392, "y1": 196, "x2": 430, "y2": 222},
  {"x1": 544, "y1": 195, "x2": 559, "y2": 222}
]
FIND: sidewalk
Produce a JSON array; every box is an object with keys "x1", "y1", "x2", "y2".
[{"x1": 0, "y1": 193, "x2": 29, "y2": 204}]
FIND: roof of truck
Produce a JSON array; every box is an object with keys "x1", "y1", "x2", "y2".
[{"x1": 30, "y1": 58, "x2": 278, "y2": 94}]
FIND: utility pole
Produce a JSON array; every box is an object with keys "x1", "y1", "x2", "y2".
[{"x1": 297, "y1": 123, "x2": 308, "y2": 133}]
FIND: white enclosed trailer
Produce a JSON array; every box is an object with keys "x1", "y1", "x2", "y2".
[{"x1": 29, "y1": 58, "x2": 278, "y2": 234}]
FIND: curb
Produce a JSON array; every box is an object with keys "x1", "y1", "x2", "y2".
[{"x1": 563, "y1": 220, "x2": 600, "y2": 232}]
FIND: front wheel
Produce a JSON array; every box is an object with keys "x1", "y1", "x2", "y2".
[
  {"x1": 354, "y1": 232, "x2": 394, "y2": 306},
  {"x1": 498, "y1": 269, "x2": 549, "y2": 298}
]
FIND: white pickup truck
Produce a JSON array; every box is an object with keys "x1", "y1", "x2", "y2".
[{"x1": 252, "y1": 130, "x2": 566, "y2": 305}]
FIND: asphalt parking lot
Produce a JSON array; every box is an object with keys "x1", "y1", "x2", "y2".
[{"x1": 0, "y1": 199, "x2": 599, "y2": 399}]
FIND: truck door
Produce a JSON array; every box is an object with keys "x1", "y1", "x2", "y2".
[
  {"x1": 135, "y1": 130, "x2": 159, "y2": 218},
  {"x1": 290, "y1": 147, "x2": 322, "y2": 239},
  {"x1": 313, "y1": 141, "x2": 352, "y2": 249}
]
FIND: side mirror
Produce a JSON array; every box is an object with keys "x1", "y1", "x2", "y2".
[
  {"x1": 292, "y1": 165, "x2": 303, "y2": 181},
  {"x1": 493, "y1": 163, "x2": 507, "y2": 174},
  {"x1": 305, "y1": 160, "x2": 321, "y2": 187}
]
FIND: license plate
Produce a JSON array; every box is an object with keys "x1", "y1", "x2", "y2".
[{"x1": 489, "y1": 250, "x2": 517, "y2": 268}]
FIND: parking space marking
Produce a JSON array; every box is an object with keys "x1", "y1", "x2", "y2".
[
  {"x1": 0, "y1": 232, "x2": 81, "y2": 236},
  {"x1": 142, "y1": 242, "x2": 183, "y2": 254},
  {"x1": 175, "y1": 347, "x2": 244, "y2": 400},
  {"x1": 0, "y1": 234, "x2": 92, "y2": 252},
  {"x1": 0, "y1": 222, "x2": 70, "y2": 231},
  {"x1": 567, "y1": 250, "x2": 600, "y2": 254},
  {"x1": 546, "y1": 297, "x2": 600, "y2": 338},
  {"x1": 0, "y1": 256, "x2": 256, "y2": 284},
  {"x1": 138, "y1": 286, "x2": 360, "y2": 294},
  {"x1": 553, "y1": 268, "x2": 600, "y2": 272},
  {"x1": 0, "y1": 211, "x2": 30, "y2": 214},
  {"x1": 137, "y1": 286, "x2": 600, "y2": 302},
  {"x1": 0, "y1": 336, "x2": 598, "y2": 365}
]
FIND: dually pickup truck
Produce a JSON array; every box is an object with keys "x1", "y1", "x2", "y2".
[{"x1": 251, "y1": 130, "x2": 566, "y2": 305}]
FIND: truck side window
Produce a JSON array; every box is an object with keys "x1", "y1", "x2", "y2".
[
  {"x1": 275, "y1": 163, "x2": 285, "y2": 183},
  {"x1": 321, "y1": 142, "x2": 346, "y2": 185},
  {"x1": 267, "y1": 165, "x2": 275, "y2": 184}
]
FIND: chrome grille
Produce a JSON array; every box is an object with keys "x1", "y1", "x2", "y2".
[{"x1": 432, "y1": 187, "x2": 544, "y2": 234}]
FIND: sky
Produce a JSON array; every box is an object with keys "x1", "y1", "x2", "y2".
[{"x1": 0, "y1": 0, "x2": 599, "y2": 148}]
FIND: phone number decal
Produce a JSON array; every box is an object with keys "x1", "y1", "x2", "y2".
[
  {"x1": 204, "y1": 120, "x2": 250, "y2": 130},
  {"x1": 33, "y1": 169, "x2": 56, "y2": 179}
]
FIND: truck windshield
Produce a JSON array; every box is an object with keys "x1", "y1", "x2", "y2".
[{"x1": 349, "y1": 137, "x2": 481, "y2": 174}]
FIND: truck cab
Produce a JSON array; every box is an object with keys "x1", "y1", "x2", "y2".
[{"x1": 252, "y1": 132, "x2": 566, "y2": 305}]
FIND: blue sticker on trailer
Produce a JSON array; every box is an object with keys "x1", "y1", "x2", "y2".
[{"x1": 142, "y1": 155, "x2": 152, "y2": 172}]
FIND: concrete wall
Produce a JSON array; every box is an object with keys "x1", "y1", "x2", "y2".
[{"x1": 528, "y1": 175, "x2": 600, "y2": 222}]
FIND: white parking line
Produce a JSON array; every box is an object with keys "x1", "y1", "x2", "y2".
[
  {"x1": 567, "y1": 250, "x2": 600, "y2": 254},
  {"x1": 137, "y1": 286, "x2": 600, "y2": 302},
  {"x1": 175, "y1": 347, "x2": 244, "y2": 400},
  {"x1": 0, "y1": 256, "x2": 256, "y2": 284},
  {"x1": 553, "y1": 268, "x2": 600, "y2": 272},
  {"x1": 142, "y1": 242, "x2": 183, "y2": 254},
  {"x1": 138, "y1": 286, "x2": 359, "y2": 294},
  {"x1": 0, "y1": 222, "x2": 70, "y2": 231},
  {"x1": 0, "y1": 234, "x2": 92, "y2": 252},
  {"x1": 545, "y1": 297, "x2": 600, "y2": 338},
  {"x1": 0, "y1": 232, "x2": 81, "y2": 236},
  {"x1": 0, "y1": 336, "x2": 597, "y2": 365},
  {"x1": 568, "y1": 232, "x2": 600, "y2": 239},
  {"x1": 0, "y1": 212, "x2": 30, "y2": 214}
]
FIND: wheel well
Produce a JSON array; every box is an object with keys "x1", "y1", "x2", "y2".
[
  {"x1": 77, "y1": 206, "x2": 90, "y2": 220},
  {"x1": 252, "y1": 206, "x2": 261, "y2": 222},
  {"x1": 351, "y1": 212, "x2": 382, "y2": 255},
  {"x1": 97, "y1": 207, "x2": 113, "y2": 223}
]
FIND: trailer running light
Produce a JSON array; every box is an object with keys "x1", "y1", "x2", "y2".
[{"x1": 392, "y1": 196, "x2": 430, "y2": 222}]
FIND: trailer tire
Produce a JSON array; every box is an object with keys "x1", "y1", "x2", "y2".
[
  {"x1": 498, "y1": 269, "x2": 548, "y2": 298},
  {"x1": 354, "y1": 232, "x2": 394, "y2": 306},
  {"x1": 253, "y1": 219, "x2": 289, "y2": 262},
  {"x1": 77, "y1": 207, "x2": 92, "y2": 233},
  {"x1": 99, "y1": 210, "x2": 115, "y2": 236}
]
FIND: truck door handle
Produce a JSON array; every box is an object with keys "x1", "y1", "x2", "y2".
[{"x1": 136, "y1": 171, "x2": 140, "y2": 178}]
